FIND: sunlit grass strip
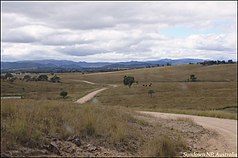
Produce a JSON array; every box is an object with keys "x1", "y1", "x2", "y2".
[{"x1": 133, "y1": 107, "x2": 237, "y2": 120}]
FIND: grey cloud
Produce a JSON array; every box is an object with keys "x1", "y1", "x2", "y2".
[
  {"x1": 41, "y1": 33, "x2": 94, "y2": 46},
  {"x1": 2, "y1": 2, "x2": 237, "y2": 62},
  {"x1": 2, "y1": 33, "x2": 37, "y2": 43},
  {"x1": 196, "y1": 45, "x2": 234, "y2": 52},
  {"x1": 56, "y1": 45, "x2": 110, "y2": 56},
  {"x1": 3, "y1": 2, "x2": 236, "y2": 30}
]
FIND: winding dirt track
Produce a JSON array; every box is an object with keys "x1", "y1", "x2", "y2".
[
  {"x1": 139, "y1": 111, "x2": 237, "y2": 153},
  {"x1": 75, "y1": 88, "x2": 108, "y2": 104},
  {"x1": 75, "y1": 80, "x2": 96, "y2": 85},
  {"x1": 75, "y1": 80, "x2": 237, "y2": 153}
]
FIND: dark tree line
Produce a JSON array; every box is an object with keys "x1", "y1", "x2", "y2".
[
  {"x1": 198, "y1": 60, "x2": 235, "y2": 66},
  {"x1": 1, "y1": 73, "x2": 61, "y2": 83}
]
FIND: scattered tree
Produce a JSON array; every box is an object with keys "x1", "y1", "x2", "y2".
[
  {"x1": 148, "y1": 90, "x2": 155, "y2": 97},
  {"x1": 123, "y1": 75, "x2": 135, "y2": 88},
  {"x1": 1, "y1": 75, "x2": 7, "y2": 80},
  {"x1": 9, "y1": 77, "x2": 17, "y2": 84},
  {"x1": 199, "y1": 59, "x2": 235, "y2": 65},
  {"x1": 50, "y1": 75, "x2": 61, "y2": 83},
  {"x1": 5, "y1": 73, "x2": 13, "y2": 79},
  {"x1": 32, "y1": 76, "x2": 38, "y2": 81},
  {"x1": 23, "y1": 75, "x2": 31, "y2": 81},
  {"x1": 190, "y1": 74, "x2": 197, "y2": 82},
  {"x1": 37, "y1": 75, "x2": 48, "y2": 81},
  {"x1": 60, "y1": 91, "x2": 68, "y2": 98}
]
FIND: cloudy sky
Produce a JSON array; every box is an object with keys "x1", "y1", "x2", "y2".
[{"x1": 1, "y1": 1, "x2": 237, "y2": 62}]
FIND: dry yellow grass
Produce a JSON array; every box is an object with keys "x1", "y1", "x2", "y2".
[
  {"x1": 59, "y1": 64, "x2": 237, "y2": 84},
  {"x1": 1, "y1": 76, "x2": 102, "y2": 101},
  {"x1": 1, "y1": 99, "x2": 186, "y2": 156},
  {"x1": 3, "y1": 64, "x2": 234, "y2": 156},
  {"x1": 98, "y1": 82, "x2": 236, "y2": 110},
  {"x1": 67, "y1": 64, "x2": 237, "y2": 119},
  {"x1": 143, "y1": 134, "x2": 185, "y2": 157}
]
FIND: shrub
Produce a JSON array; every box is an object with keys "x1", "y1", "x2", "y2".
[
  {"x1": 50, "y1": 75, "x2": 61, "y2": 83},
  {"x1": 23, "y1": 75, "x2": 31, "y2": 81},
  {"x1": 60, "y1": 91, "x2": 68, "y2": 98},
  {"x1": 37, "y1": 75, "x2": 48, "y2": 81},
  {"x1": 148, "y1": 90, "x2": 155, "y2": 97},
  {"x1": 123, "y1": 76, "x2": 135, "y2": 88},
  {"x1": 5, "y1": 73, "x2": 13, "y2": 79},
  {"x1": 9, "y1": 77, "x2": 17, "y2": 84},
  {"x1": 190, "y1": 74, "x2": 197, "y2": 82}
]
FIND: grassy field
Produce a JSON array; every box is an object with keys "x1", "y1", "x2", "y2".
[
  {"x1": 59, "y1": 64, "x2": 237, "y2": 119},
  {"x1": 60, "y1": 64, "x2": 237, "y2": 84},
  {"x1": 1, "y1": 75, "x2": 103, "y2": 101},
  {"x1": 1, "y1": 99, "x2": 186, "y2": 156},
  {"x1": 1, "y1": 63, "x2": 237, "y2": 156}
]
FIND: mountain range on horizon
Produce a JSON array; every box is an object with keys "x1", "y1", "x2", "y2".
[{"x1": 1, "y1": 58, "x2": 206, "y2": 71}]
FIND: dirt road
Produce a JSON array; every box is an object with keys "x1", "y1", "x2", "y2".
[
  {"x1": 71, "y1": 80, "x2": 96, "y2": 85},
  {"x1": 139, "y1": 111, "x2": 237, "y2": 153},
  {"x1": 1, "y1": 96, "x2": 22, "y2": 99},
  {"x1": 75, "y1": 80, "x2": 118, "y2": 104},
  {"x1": 75, "y1": 80, "x2": 237, "y2": 153},
  {"x1": 75, "y1": 88, "x2": 108, "y2": 104}
]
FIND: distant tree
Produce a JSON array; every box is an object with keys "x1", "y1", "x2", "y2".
[
  {"x1": 9, "y1": 77, "x2": 17, "y2": 84},
  {"x1": 148, "y1": 90, "x2": 155, "y2": 97},
  {"x1": 123, "y1": 75, "x2": 135, "y2": 88},
  {"x1": 32, "y1": 76, "x2": 38, "y2": 81},
  {"x1": 60, "y1": 91, "x2": 68, "y2": 98},
  {"x1": 37, "y1": 75, "x2": 48, "y2": 81},
  {"x1": 23, "y1": 75, "x2": 31, "y2": 81},
  {"x1": 5, "y1": 73, "x2": 13, "y2": 79},
  {"x1": 1, "y1": 75, "x2": 7, "y2": 80},
  {"x1": 50, "y1": 75, "x2": 61, "y2": 83},
  {"x1": 228, "y1": 60, "x2": 233, "y2": 64},
  {"x1": 166, "y1": 63, "x2": 171, "y2": 66},
  {"x1": 190, "y1": 74, "x2": 197, "y2": 82}
]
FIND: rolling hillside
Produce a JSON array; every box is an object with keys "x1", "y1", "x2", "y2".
[{"x1": 60, "y1": 64, "x2": 237, "y2": 119}]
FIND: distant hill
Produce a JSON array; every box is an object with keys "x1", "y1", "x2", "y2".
[{"x1": 1, "y1": 58, "x2": 204, "y2": 73}]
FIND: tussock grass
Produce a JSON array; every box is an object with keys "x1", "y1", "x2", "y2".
[
  {"x1": 143, "y1": 134, "x2": 185, "y2": 157},
  {"x1": 1, "y1": 99, "x2": 187, "y2": 156},
  {"x1": 176, "y1": 117, "x2": 195, "y2": 124},
  {"x1": 1, "y1": 99, "x2": 143, "y2": 154}
]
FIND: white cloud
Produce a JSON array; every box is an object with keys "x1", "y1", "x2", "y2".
[{"x1": 1, "y1": 1, "x2": 237, "y2": 62}]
